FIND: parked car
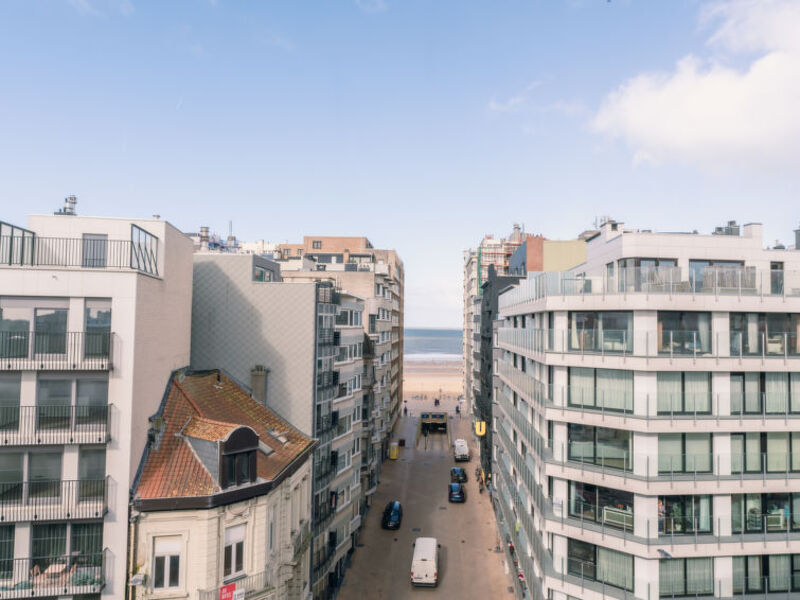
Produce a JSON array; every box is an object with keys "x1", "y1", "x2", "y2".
[
  {"x1": 381, "y1": 500, "x2": 403, "y2": 530},
  {"x1": 448, "y1": 482, "x2": 466, "y2": 503},
  {"x1": 450, "y1": 467, "x2": 467, "y2": 483}
]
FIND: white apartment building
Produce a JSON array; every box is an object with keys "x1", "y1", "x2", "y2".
[
  {"x1": 129, "y1": 369, "x2": 315, "y2": 600},
  {"x1": 0, "y1": 209, "x2": 192, "y2": 599},
  {"x1": 494, "y1": 219, "x2": 800, "y2": 600}
]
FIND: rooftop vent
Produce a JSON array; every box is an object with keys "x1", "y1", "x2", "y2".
[
  {"x1": 713, "y1": 220, "x2": 740, "y2": 236},
  {"x1": 54, "y1": 195, "x2": 77, "y2": 216}
]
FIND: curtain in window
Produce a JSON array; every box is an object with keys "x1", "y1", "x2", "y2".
[
  {"x1": 659, "y1": 434, "x2": 682, "y2": 473},
  {"x1": 657, "y1": 372, "x2": 681, "y2": 413},
  {"x1": 695, "y1": 496, "x2": 711, "y2": 531},
  {"x1": 569, "y1": 368, "x2": 594, "y2": 408},
  {"x1": 596, "y1": 369, "x2": 632, "y2": 412},
  {"x1": 769, "y1": 555, "x2": 790, "y2": 592},
  {"x1": 766, "y1": 373, "x2": 788, "y2": 413},
  {"x1": 767, "y1": 433, "x2": 789, "y2": 472},
  {"x1": 743, "y1": 373, "x2": 761, "y2": 413},
  {"x1": 685, "y1": 372, "x2": 710, "y2": 413},
  {"x1": 791, "y1": 374, "x2": 800, "y2": 413},
  {"x1": 659, "y1": 559, "x2": 684, "y2": 596},
  {"x1": 696, "y1": 313, "x2": 711, "y2": 353},
  {"x1": 686, "y1": 557, "x2": 713, "y2": 595},
  {"x1": 743, "y1": 433, "x2": 761, "y2": 472},
  {"x1": 792, "y1": 434, "x2": 800, "y2": 471},
  {"x1": 597, "y1": 547, "x2": 632, "y2": 591},
  {"x1": 685, "y1": 434, "x2": 711, "y2": 472},
  {"x1": 732, "y1": 557, "x2": 744, "y2": 593},
  {"x1": 746, "y1": 313, "x2": 760, "y2": 354}
]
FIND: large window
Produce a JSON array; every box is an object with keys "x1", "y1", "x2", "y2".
[
  {"x1": 733, "y1": 554, "x2": 800, "y2": 594},
  {"x1": 731, "y1": 372, "x2": 800, "y2": 414},
  {"x1": 569, "y1": 312, "x2": 633, "y2": 354},
  {"x1": 732, "y1": 493, "x2": 800, "y2": 534},
  {"x1": 658, "y1": 312, "x2": 711, "y2": 355},
  {"x1": 31, "y1": 523, "x2": 66, "y2": 573},
  {"x1": 689, "y1": 259, "x2": 745, "y2": 292},
  {"x1": 0, "y1": 303, "x2": 30, "y2": 358},
  {"x1": 569, "y1": 481, "x2": 633, "y2": 530},
  {"x1": 153, "y1": 536, "x2": 181, "y2": 589},
  {"x1": 567, "y1": 538, "x2": 633, "y2": 591},
  {"x1": 568, "y1": 368, "x2": 633, "y2": 413},
  {"x1": 659, "y1": 557, "x2": 713, "y2": 597},
  {"x1": 29, "y1": 451, "x2": 62, "y2": 498},
  {"x1": 224, "y1": 524, "x2": 245, "y2": 579},
  {"x1": 617, "y1": 258, "x2": 678, "y2": 292},
  {"x1": 731, "y1": 432, "x2": 800, "y2": 473},
  {"x1": 658, "y1": 433, "x2": 711, "y2": 473},
  {"x1": 34, "y1": 308, "x2": 67, "y2": 355},
  {"x1": 730, "y1": 313, "x2": 800, "y2": 357},
  {"x1": 84, "y1": 301, "x2": 111, "y2": 358},
  {"x1": 0, "y1": 525, "x2": 12, "y2": 579},
  {"x1": 0, "y1": 374, "x2": 20, "y2": 430},
  {"x1": 658, "y1": 495, "x2": 711, "y2": 534},
  {"x1": 657, "y1": 372, "x2": 711, "y2": 414},
  {"x1": 568, "y1": 424, "x2": 632, "y2": 471},
  {"x1": 37, "y1": 375, "x2": 109, "y2": 430},
  {"x1": 79, "y1": 447, "x2": 106, "y2": 500}
]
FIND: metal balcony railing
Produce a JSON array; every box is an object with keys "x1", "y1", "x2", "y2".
[
  {"x1": 0, "y1": 551, "x2": 108, "y2": 598},
  {"x1": 0, "y1": 478, "x2": 108, "y2": 522},
  {"x1": 0, "y1": 405, "x2": 111, "y2": 446},
  {"x1": 198, "y1": 571, "x2": 276, "y2": 600},
  {"x1": 0, "y1": 332, "x2": 113, "y2": 371},
  {"x1": 290, "y1": 520, "x2": 311, "y2": 560}
]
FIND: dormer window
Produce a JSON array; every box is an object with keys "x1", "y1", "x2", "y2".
[{"x1": 220, "y1": 427, "x2": 258, "y2": 489}]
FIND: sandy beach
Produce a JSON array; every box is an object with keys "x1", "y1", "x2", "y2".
[{"x1": 403, "y1": 358, "x2": 463, "y2": 402}]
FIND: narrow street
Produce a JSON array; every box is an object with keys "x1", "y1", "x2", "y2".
[{"x1": 338, "y1": 393, "x2": 515, "y2": 600}]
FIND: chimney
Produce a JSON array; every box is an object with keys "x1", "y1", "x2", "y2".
[{"x1": 251, "y1": 365, "x2": 268, "y2": 405}]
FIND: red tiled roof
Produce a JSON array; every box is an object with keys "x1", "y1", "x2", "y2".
[{"x1": 135, "y1": 371, "x2": 314, "y2": 500}]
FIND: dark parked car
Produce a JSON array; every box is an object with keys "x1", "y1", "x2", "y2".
[
  {"x1": 450, "y1": 467, "x2": 467, "y2": 483},
  {"x1": 448, "y1": 483, "x2": 466, "y2": 503},
  {"x1": 381, "y1": 500, "x2": 403, "y2": 529}
]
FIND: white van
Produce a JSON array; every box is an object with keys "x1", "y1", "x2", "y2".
[
  {"x1": 453, "y1": 438, "x2": 470, "y2": 461},
  {"x1": 410, "y1": 537, "x2": 439, "y2": 586}
]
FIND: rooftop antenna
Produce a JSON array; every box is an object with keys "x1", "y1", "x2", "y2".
[{"x1": 55, "y1": 195, "x2": 77, "y2": 216}]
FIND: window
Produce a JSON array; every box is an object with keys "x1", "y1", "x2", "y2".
[
  {"x1": 567, "y1": 424, "x2": 632, "y2": 471},
  {"x1": 0, "y1": 302, "x2": 31, "y2": 359},
  {"x1": 733, "y1": 554, "x2": 800, "y2": 594},
  {"x1": 37, "y1": 375, "x2": 109, "y2": 430},
  {"x1": 658, "y1": 433, "x2": 711, "y2": 473},
  {"x1": 312, "y1": 240, "x2": 322, "y2": 249},
  {"x1": 153, "y1": 536, "x2": 181, "y2": 589},
  {"x1": 0, "y1": 525, "x2": 12, "y2": 579},
  {"x1": 689, "y1": 259, "x2": 744, "y2": 292},
  {"x1": 568, "y1": 481, "x2": 633, "y2": 530},
  {"x1": 31, "y1": 523, "x2": 66, "y2": 573},
  {"x1": 253, "y1": 266, "x2": 272, "y2": 282},
  {"x1": 617, "y1": 258, "x2": 678, "y2": 292},
  {"x1": 569, "y1": 311, "x2": 633, "y2": 353},
  {"x1": 79, "y1": 447, "x2": 106, "y2": 500},
  {"x1": 34, "y1": 308, "x2": 67, "y2": 354},
  {"x1": 0, "y1": 374, "x2": 20, "y2": 430},
  {"x1": 658, "y1": 495, "x2": 711, "y2": 534},
  {"x1": 732, "y1": 493, "x2": 800, "y2": 533},
  {"x1": 659, "y1": 557, "x2": 713, "y2": 597},
  {"x1": 268, "y1": 508, "x2": 275, "y2": 553},
  {"x1": 29, "y1": 451, "x2": 62, "y2": 498},
  {"x1": 82, "y1": 234, "x2": 108, "y2": 268},
  {"x1": 568, "y1": 367, "x2": 633, "y2": 413},
  {"x1": 220, "y1": 427, "x2": 258, "y2": 488},
  {"x1": 731, "y1": 372, "x2": 800, "y2": 415},
  {"x1": 657, "y1": 311, "x2": 711, "y2": 355},
  {"x1": 71, "y1": 522, "x2": 103, "y2": 565},
  {"x1": 567, "y1": 538, "x2": 633, "y2": 591},
  {"x1": 84, "y1": 301, "x2": 111, "y2": 358},
  {"x1": 224, "y1": 524, "x2": 245, "y2": 579},
  {"x1": 731, "y1": 432, "x2": 800, "y2": 473},
  {"x1": 657, "y1": 372, "x2": 711, "y2": 414},
  {"x1": 730, "y1": 312, "x2": 800, "y2": 356}
]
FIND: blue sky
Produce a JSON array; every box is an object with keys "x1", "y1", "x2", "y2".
[{"x1": 1, "y1": 0, "x2": 798, "y2": 327}]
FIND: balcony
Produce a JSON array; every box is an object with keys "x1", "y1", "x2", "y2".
[
  {"x1": 0, "y1": 332, "x2": 113, "y2": 371},
  {"x1": 0, "y1": 405, "x2": 112, "y2": 446},
  {"x1": 0, "y1": 478, "x2": 108, "y2": 522},
  {"x1": 198, "y1": 571, "x2": 276, "y2": 600},
  {"x1": 0, "y1": 551, "x2": 107, "y2": 598},
  {"x1": 0, "y1": 223, "x2": 159, "y2": 276},
  {"x1": 290, "y1": 520, "x2": 311, "y2": 561}
]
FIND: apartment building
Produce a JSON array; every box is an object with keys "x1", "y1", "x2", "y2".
[
  {"x1": 190, "y1": 252, "x2": 366, "y2": 600},
  {"x1": 129, "y1": 369, "x2": 315, "y2": 600},
  {"x1": 0, "y1": 207, "x2": 192, "y2": 598},
  {"x1": 494, "y1": 218, "x2": 800, "y2": 599},
  {"x1": 278, "y1": 236, "x2": 405, "y2": 503}
]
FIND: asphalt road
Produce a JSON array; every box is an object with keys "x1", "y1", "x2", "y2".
[{"x1": 337, "y1": 395, "x2": 515, "y2": 600}]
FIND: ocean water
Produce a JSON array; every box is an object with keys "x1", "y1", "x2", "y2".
[{"x1": 404, "y1": 328, "x2": 462, "y2": 362}]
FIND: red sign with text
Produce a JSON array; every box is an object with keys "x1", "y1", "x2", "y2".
[{"x1": 219, "y1": 584, "x2": 236, "y2": 600}]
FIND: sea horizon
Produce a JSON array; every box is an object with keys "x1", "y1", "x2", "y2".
[{"x1": 404, "y1": 327, "x2": 462, "y2": 362}]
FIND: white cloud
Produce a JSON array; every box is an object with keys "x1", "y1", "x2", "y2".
[
  {"x1": 591, "y1": 0, "x2": 800, "y2": 169},
  {"x1": 488, "y1": 81, "x2": 541, "y2": 113}
]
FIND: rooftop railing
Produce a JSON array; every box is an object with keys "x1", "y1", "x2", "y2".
[
  {"x1": 500, "y1": 266, "x2": 800, "y2": 313},
  {"x1": 0, "y1": 332, "x2": 113, "y2": 371}
]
